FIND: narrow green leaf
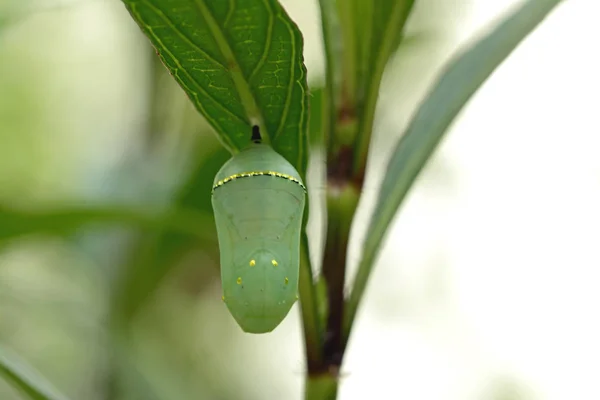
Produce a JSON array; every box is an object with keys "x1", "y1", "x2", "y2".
[
  {"x1": 334, "y1": 0, "x2": 359, "y2": 103},
  {"x1": 307, "y1": 86, "x2": 325, "y2": 148},
  {"x1": 316, "y1": 0, "x2": 341, "y2": 154},
  {"x1": 344, "y1": 0, "x2": 564, "y2": 342},
  {"x1": 0, "y1": 204, "x2": 213, "y2": 245},
  {"x1": 353, "y1": 0, "x2": 416, "y2": 175},
  {"x1": 121, "y1": 0, "x2": 309, "y2": 173},
  {"x1": 0, "y1": 343, "x2": 70, "y2": 400}
]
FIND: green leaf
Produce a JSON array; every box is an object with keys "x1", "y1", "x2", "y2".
[
  {"x1": 344, "y1": 0, "x2": 564, "y2": 343},
  {"x1": 121, "y1": 0, "x2": 309, "y2": 173},
  {"x1": 0, "y1": 204, "x2": 212, "y2": 246},
  {"x1": 0, "y1": 343, "x2": 70, "y2": 400},
  {"x1": 316, "y1": 0, "x2": 342, "y2": 152},
  {"x1": 307, "y1": 86, "x2": 325, "y2": 148},
  {"x1": 352, "y1": 0, "x2": 416, "y2": 175},
  {"x1": 319, "y1": 0, "x2": 415, "y2": 165}
]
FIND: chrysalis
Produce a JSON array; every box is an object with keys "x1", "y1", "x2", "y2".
[{"x1": 211, "y1": 129, "x2": 306, "y2": 333}]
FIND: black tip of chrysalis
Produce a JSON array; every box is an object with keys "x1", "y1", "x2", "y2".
[{"x1": 251, "y1": 125, "x2": 262, "y2": 143}]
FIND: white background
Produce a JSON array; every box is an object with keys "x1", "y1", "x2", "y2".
[{"x1": 266, "y1": 1, "x2": 600, "y2": 398}]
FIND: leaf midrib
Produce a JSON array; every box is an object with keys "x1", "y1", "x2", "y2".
[
  {"x1": 274, "y1": 13, "x2": 297, "y2": 141},
  {"x1": 193, "y1": 0, "x2": 268, "y2": 141}
]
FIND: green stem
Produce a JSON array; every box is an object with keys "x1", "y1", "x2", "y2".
[
  {"x1": 321, "y1": 183, "x2": 359, "y2": 367},
  {"x1": 305, "y1": 373, "x2": 339, "y2": 400},
  {"x1": 299, "y1": 233, "x2": 324, "y2": 371}
]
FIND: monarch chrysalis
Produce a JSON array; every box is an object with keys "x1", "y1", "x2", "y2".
[{"x1": 211, "y1": 129, "x2": 306, "y2": 333}]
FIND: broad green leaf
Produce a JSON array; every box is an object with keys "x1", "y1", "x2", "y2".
[
  {"x1": 0, "y1": 204, "x2": 212, "y2": 246},
  {"x1": 121, "y1": 0, "x2": 309, "y2": 173},
  {"x1": 344, "y1": 0, "x2": 564, "y2": 342},
  {"x1": 0, "y1": 343, "x2": 70, "y2": 400}
]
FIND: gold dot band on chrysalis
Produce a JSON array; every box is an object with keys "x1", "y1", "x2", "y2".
[{"x1": 212, "y1": 171, "x2": 307, "y2": 193}]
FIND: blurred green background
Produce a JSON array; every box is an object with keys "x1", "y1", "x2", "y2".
[
  {"x1": 0, "y1": 1, "x2": 289, "y2": 398},
  {"x1": 0, "y1": 1, "x2": 464, "y2": 398},
  {"x1": 2, "y1": 1, "x2": 599, "y2": 400}
]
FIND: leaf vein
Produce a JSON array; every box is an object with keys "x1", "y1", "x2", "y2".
[
  {"x1": 193, "y1": 0, "x2": 267, "y2": 138},
  {"x1": 141, "y1": 0, "x2": 227, "y2": 70},
  {"x1": 141, "y1": 25, "x2": 244, "y2": 148},
  {"x1": 274, "y1": 12, "x2": 296, "y2": 141},
  {"x1": 249, "y1": 0, "x2": 274, "y2": 81},
  {"x1": 224, "y1": 0, "x2": 235, "y2": 27}
]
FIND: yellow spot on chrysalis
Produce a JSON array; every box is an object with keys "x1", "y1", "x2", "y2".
[
  {"x1": 284, "y1": 277, "x2": 289, "y2": 284},
  {"x1": 295, "y1": 295, "x2": 299, "y2": 300},
  {"x1": 236, "y1": 277, "x2": 242, "y2": 285},
  {"x1": 221, "y1": 296, "x2": 225, "y2": 301},
  {"x1": 249, "y1": 259, "x2": 256, "y2": 267},
  {"x1": 272, "y1": 259, "x2": 278, "y2": 267}
]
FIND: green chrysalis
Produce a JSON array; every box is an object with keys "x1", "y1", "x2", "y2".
[{"x1": 211, "y1": 129, "x2": 306, "y2": 333}]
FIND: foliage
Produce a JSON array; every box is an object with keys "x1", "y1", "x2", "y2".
[{"x1": 0, "y1": 0, "x2": 563, "y2": 399}]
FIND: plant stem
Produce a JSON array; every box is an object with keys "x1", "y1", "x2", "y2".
[
  {"x1": 299, "y1": 233, "x2": 324, "y2": 371},
  {"x1": 321, "y1": 179, "x2": 359, "y2": 367},
  {"x1": 305, "y1": 373, "x2": 339, "y2": 400}
]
